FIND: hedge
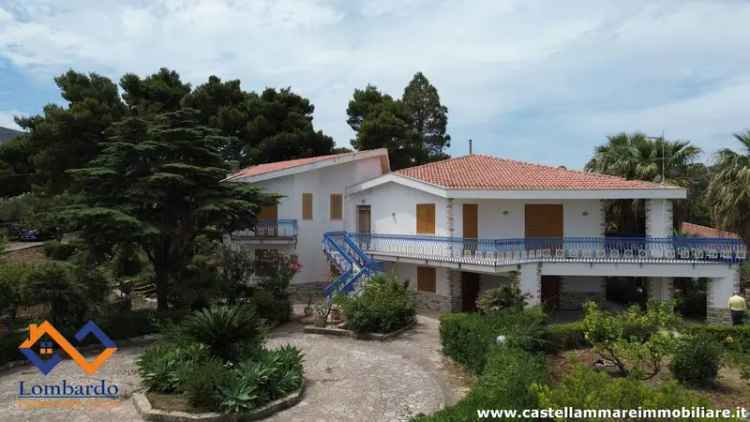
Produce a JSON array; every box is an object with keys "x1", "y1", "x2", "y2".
[
  {"x1": 684, "y1": 323, "x2": 750, "y2": 352},
  {"x1": 543, "y1": 321, "x2": 589, "y2": 352},
  {"x1": 439, "y1": 309, "x2": 546, "y2": 374}
]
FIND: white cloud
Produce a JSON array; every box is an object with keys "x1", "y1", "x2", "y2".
[
  {"x1": 0, "y1": 0, "x2": 749, "y2": 166},
  {"x1": 0, "y1": 110, "x2": 23, "y2": 129}
]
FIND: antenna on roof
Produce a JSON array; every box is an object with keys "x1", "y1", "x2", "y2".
[{"x1": 468, "y1": 139, "x2": 473, "y2": 155}]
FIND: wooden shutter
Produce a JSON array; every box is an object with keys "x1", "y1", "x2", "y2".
[
  {"x1": 524, "y1": 204, "x2": 563, "y2": 237},
  {"x1": 462, "y1": 203, "x2": 478, "y2": 238},
  {"x1": 257, "y1": 205, "x2": 278, "y2": 221},
  {"x1": 302, "y1": 193, "x2": 313, "y2": 220},
  {"x1": 417, "y1": 267, "x2": 437, "y2": 293},
  {"x1": 330, "y1": 193, "x2": 343, "y2": 220},
  {"x1": 416, "y1": 203, "x2": 436, "y2": 234}
]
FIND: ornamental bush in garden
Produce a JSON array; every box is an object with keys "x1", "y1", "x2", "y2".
[
  {"x1": 582, "y1": 301, "x2": 680, "y2": 380},
  {"x1": 136, "y1": 304, "x2": 304, "y2": 415},
  {"x1": 336, "y1": 273, "x2": 416, "y2": 334},
  {"x1": 670, "y1": 334, "x2": 722, "y2": 386}
]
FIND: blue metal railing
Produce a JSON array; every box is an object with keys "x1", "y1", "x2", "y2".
[
  {"x1": 348, "y1": 233, "x2": 747, "y2": 266},
  {"x1": 322, "y1": 231, "x2": 383, "y2": 298},
  {"x1": 232, "y1": 219, "x2": 298, "y2": 239}
]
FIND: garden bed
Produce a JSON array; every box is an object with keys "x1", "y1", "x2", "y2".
[
  {"x1": 302, "y1": 320, "x2": 416, "y2": 341},
  {"x1": 133, "y1": 382, "x2": 305, "y2": 422}
]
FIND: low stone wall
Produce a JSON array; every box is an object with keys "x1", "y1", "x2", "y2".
[
  {"x1": 414, "y1": 291, "x2": 451, "y2": 314},
  {"x1": 707, "y1": 307, "x2": 732, "y2": 325},
  {"x1": 288, "y1": 282, "x2": 327, "y2": 304}
]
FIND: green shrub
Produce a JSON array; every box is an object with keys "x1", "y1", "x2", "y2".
[
  {"x1": 43, "y1": 241, "x2": 78, "y2": 261},
  {"x1": 218, "y1": 345, "x2": 305, "y2": 413},
  {"x1": 251, "y1": 289, "x2": 291, "y2": 324},
  {"x1": 582, "y1": 301, "x2": 680, "y2": 380},
  {"x1": 337, "y1": 273, "x2": 416, "y2": 334},
  {"x1": 476, "y1": 279, "x2": 527, "y2": 314},
  {"x1": 439, "y1": 308, "x2": 547, "y2": 374},
  {"x1": 179, "y1": 358, "x2": 232, "y2": 410},
  {"x1": 414, "y1": 346, "x2": 545, "y2": 422},
  {"x1": 23, "y1": 262, "x2": 88, "y2": 329},
  {"x1": 181, "y1": 305, "x2": 262, "y2": 362},
  {"x1": 670, "y1": 334, "x2": 722, "y2": 386},
  {"x1": 0, "y1": 332, "x2": 24, "y2": 365},
  {"x1": 685, "y1": 324, "x2": 750, "y2": 353},
  {"x1": 543, "y1": 321, "x2": 589, "y2": 352},
  {"x1": 534, "y1": 365, "x2": 714, "y2": 420},
  {"x1": 0, "y1": 262, "x2": 32, "y2": 319},
  {"x1": 137, "y1": 343, "x2": 214, "y2": 393}
]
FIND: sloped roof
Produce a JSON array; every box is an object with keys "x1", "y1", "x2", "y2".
[
  {"x1": 223, "y1": 148, "x2": 389, "y2": 182},
  {"x1": 680, "y1": 222, "x2": 739, "y2": 239},
  {"x1": 395, "y1": 154, "x2": 678, "y2": 191}
]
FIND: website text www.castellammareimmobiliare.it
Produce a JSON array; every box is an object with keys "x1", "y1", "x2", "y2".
[{"x1": 477, "y1": 406, "x2": 749, "y2": 419}]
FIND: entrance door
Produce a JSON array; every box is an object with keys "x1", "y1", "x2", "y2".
[
  {"x1": 541, "y1": 276, "x2": 561, "y2": 309},
  {"x1": 357, "y1": 206, "x2": 371, "y2": 250},
  {"x1": 525, "y1": 204, "x2": 563, "y2": 251},
  {"x1": 357, "y1": 206, "x2": 371, "y2": 233},
  {"x1": 462, "y1": 272, "x2": 480, "y2": 312}
]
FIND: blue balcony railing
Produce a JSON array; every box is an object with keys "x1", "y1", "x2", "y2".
[
  {"x1": 349, "y1": 233, "x2": 747, "y2": 266},
  {"x1": 231, "y1": 219, "x2": 298, "y2": 240}
]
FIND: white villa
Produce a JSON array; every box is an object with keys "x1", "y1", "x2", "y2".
[{"x1": 225, "y1": 150, "x2": 746, "y2": 324}]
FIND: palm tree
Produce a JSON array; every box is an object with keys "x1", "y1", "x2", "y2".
[
  {"x1": 706, "y1": 131, "x2": 750, "y2": 242},
  {"x1": 585, "y1": 133, "x2": 703, "y2": 234}
]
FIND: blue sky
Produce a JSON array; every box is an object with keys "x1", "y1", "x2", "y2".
[{"x1": 1, "y1": 0, "x2": 749, "y2": 168}]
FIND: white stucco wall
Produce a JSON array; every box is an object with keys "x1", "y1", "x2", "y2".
[
  {"x1": 646, "y1": 199, "x2": 674, "y2": 237},
  {"x1": 247, "y1": 156, "x2": 384, "y2": 285},
  {"x1": 452, "y1": 198, "x2": 604, "y2": 238},
  {"x1": 346, "y1": 182, "x2": 450, "y2": 236}
]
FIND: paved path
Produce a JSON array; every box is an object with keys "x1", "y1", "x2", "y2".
[{"x1": 0, "y1": 316, "x2": 469, "y2": 421}]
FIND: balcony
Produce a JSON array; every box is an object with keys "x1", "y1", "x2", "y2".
[
  {"x1": 230, "y1": 219, "x2": 298, "y2": 245},
  {"x1": 349, "y1": 233, "x2": 747, "y2": 268}
]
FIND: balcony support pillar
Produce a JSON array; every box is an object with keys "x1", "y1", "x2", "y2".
[
  {"x1": 645, "y1": 199, "x2": 673, "y2": 238},
  {"x1": 519, "y1": 263, "x2": 541, "y2": 306},
  {"x1": 647, "y1": 277, "x2": 673, "y2": 303},
  {"x1": 707, "y1": 270, "x2": 740, "y2": 325}
]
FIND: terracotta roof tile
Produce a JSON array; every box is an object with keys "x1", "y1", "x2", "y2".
[
  {"x1": 680, "y1": 222, "x2": 739, "y2": 239},
  {"x1": 395, "y1": 154, "x2": 675, "y2": 191}
]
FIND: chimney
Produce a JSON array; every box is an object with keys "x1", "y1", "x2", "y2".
[{"x1": 469, "y1": 139, "x2": 473, "y2": 155}]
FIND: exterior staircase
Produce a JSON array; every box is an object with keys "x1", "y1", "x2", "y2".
[{"x1": 321, "y1": 232, "x2": 383, "y2": 298}]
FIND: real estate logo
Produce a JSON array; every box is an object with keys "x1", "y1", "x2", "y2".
[
  {"x1": 18, "y1": 320, "x2": 117, "y2": 375},
  {"x1": 15, "y1": 321, "x2": 120, "y2": 409}
]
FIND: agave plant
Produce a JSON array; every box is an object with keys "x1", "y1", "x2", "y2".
[
  {"x1": 218, "y1": 375, "x2": 259, "y2": 414},
  {"x1": 181, "y1": 304, "x2": 261, "y2": 362}
]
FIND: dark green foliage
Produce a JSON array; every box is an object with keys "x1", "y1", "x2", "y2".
[
  {"x1": 414, "y1": 346, "x2": 545, "y2": 422},
  {"x1": 685, "y1": 324, "x2": 750, "y2": 353},
  {"x1": 535, "y1": 365, "x2": 713, "y2": 419},
  {"x1": 348, "y1": 72, "x2": 451, "y2": 170},
  {"x1": 337, "y1": 273, "x2": 416, "y2": 334},
  {"x1": 179, "y1": 358, "x2": 232, "y2": 410},
  {"x1": 96, "y1": 309, "x2": 187, "y2": 341},
  {"x1": 0, "y1": 262, "x2": 32, "y2": 320},
  {"x1": 251, "y1": 288, "x2": 291, "y2": 324},
  {"x1": 218, "y1": 345, "x2": 304, "y2": 413},
  {"x1": 439, "y1": 308, "x2": 547, "y2": 374},
  {"x1": 0, "y1": 332, "x2": 24, "y2": 365},
  {"x1": 23, "y1": 262, "x2": 88, "y2": 329},
  {"x1": 543, "y1": 321, "x2": 589, "y2": 352},
  {"x1": 0, "y1": 136, "x2": 33, "y2": 197},
  {"x1": 43, "y1": 241, "x2": 78, "y2": 260},
  {"x1": 670, "y1": 335, "x2": 722, "y2": 386},
  {"x1": 476, "y1": 282, "x2": 527, "y2": 314},
  {"x1": 67, "y1": 109, "x2": 267, "y2": 309},
  {"x1": 180, "y1": 305, "x2": 261, "y2": 362},
  {"x1": 137, "y1": 343, "x2": 214, "y2": 393}
]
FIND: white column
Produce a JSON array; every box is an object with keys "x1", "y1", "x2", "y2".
[
  {"x1": 519, "y1": 263, "x2": 541, "y2": 306},
  {"x1": 645, "y1": 199, "x2": 673, "y2": 238},
  {"x1": 707, "y1": 270, "x2": 740, "y2": 325},
  {"x1": 647, "y1": 277, "x2": 674, "y2": 302}
]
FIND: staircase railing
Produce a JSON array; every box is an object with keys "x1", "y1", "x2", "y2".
[{"x1": 322, "y1": 231, "x2": 382, "y2": 298}]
